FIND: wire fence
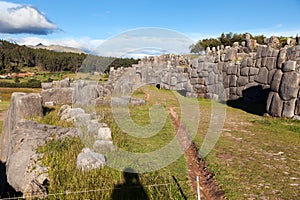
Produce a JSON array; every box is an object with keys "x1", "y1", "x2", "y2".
[{"x1": 0, "y1": 181, "x2": 189, "y2": 200}]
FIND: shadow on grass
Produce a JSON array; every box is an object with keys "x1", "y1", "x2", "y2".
[{"x1": 111, "y1": 168, "x2": 149, "y2": 200}]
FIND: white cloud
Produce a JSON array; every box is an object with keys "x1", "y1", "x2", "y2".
[
  {"x1": 0, "y1": 1, "x2": 58, "y2": 34},
  {"x1": 6, "y1": 28, "x2": 195, "y2": 57},
  {"x1": 122, "y1": 48, "x2": 169, "y2": 59},
  {"x1": 7, "y1": 36, "x2": 104, "y2": 52},
  {"x1": 92, "y1": 28, "x2": 194, "y2": 57}
]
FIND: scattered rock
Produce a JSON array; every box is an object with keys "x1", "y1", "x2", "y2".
[
  {"x1": 87, "y1": 120, "x2": 102, "y2": 136},
  {"x1": 76, "y1": 148, "x2": 106, "y2": 171},
  {"x1": 111, "y1": 96, "x2": 131, "y2": 106},
  {"x1": 93, "y1": 140, "x2": 114, "y2": 153},
  {"x1": 97, "y1": 127, "x2": 112, "y2": 141},
  {"x1": 60, "y1": 107, "x2": 85, "y2": 121}
]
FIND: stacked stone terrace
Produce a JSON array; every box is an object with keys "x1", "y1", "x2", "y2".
[
  {"x1": 109, "y1": 35, "x2": 300, "y2": 118},
  {"x1": 38, "y1": 35, "x2": 300, "y2": 119}
]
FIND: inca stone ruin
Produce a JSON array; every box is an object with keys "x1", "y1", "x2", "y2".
[
  {"x1": 109, "y1": 36, "x2": 300, "y2": 119},
  {"x1": 1, "y1": 35, "x2": 300, "y2": 197}
]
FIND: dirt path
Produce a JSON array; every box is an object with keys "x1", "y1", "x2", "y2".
[{"x1": 168, "y1": 108, "x2": 225, "y2": 200}]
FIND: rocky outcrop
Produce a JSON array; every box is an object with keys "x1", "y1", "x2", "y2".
[
  {"x1": 0, "y1": 93, "x2": 79, "y2": 197},
  {"x1": 0, "y1": 93, "x2": 43, "y2": 162},
  {"x1": 6, "y1": 121, "x2": 79, "y2": 197}
]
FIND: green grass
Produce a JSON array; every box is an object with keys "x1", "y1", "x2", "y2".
[
  {"x1": 0, "y1": 101, "x2": 10, "y2": 113},
  {"x1": 36, "y1": 87, "x2": 195, "y2": 199},
  {"x1": 13, "y1": 85, "x2": 300, "y2": 199},
  {"x1": 0, "y1": 101, "x2": 9, "y2": 135},
  {"x1": 31, "y1": 106, "x2": 74, "y2": 128},
  {"x1": 39, "y1": 137, "x2": 192, "y2": 200},
  {"x1": 199, "y1": 106, "x2": 300, "y2": 199},
  {"x1": 0, "y1": 87, "x2": 41, "y2": 101}
]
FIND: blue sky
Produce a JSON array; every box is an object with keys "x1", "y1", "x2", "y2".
[{"x1": 0, "y1": 0, "x2": 300, "y2": 54}]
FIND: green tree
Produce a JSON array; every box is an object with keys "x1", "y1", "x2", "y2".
[{"x1": 252, "y1": 35, "x2": 266, "y2": 44}]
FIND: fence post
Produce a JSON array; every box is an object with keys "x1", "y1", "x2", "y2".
[{"x1": 197, "y1": 176, "x2": 201, "y2": 200}]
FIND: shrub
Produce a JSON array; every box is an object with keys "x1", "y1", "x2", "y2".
[{"x1": 0, "y1": 79, "x2": 41, "y2": 88}]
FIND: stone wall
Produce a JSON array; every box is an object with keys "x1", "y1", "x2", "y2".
[
  {"x1": 266, "y1": 46, "x2": 300, "y2": 118},
  {"x1": 38, "y1": 38, "x2": 300, "y2": 119},
  {"x1": 41, "y1": 79, "x2": 111, "y2": 106},
  {"x1": 109, "y1": 43, "x2": 300, "y2": 119},
  {"x1": 41, "y1": 78, "x2": 74, "y2": 105}
]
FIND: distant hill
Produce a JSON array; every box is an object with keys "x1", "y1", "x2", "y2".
[
  {"x1": 0, "y1": 40, "x2": 139, "y2": 73},
  {"x1": 28, "y1": 43, "x2": 86, "y2": 54}
]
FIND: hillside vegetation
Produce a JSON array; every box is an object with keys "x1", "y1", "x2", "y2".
[
  {"x1": 0, "y1": 40, "x2": 138, "y2": 73},
  {"x1": 190, "y1": 32, "x2": 295, "y2": 53}
]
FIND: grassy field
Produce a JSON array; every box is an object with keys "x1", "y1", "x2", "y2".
[
  {"x1": 0, "y1": 71, "x2": 108, "y2": 85},
  {"x1": 0, "y1": 87, "x2": 41, "y2": 101},
  {"x1": 193, "y1": 99, "x2": 300, "y2": 199},
  {"x1": 37, "y1": 87, "x2": 194, "y2": 199},
  {"x1": 0, "y1": 101, "x2": 10, "y2": 133},
  {"x1": 1, "y1": 86, "x2": 299, "y2": 199}
]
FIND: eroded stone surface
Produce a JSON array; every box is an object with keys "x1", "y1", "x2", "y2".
[{"x1": 76, "y1": 148, "x2": 106, "y2": 171}]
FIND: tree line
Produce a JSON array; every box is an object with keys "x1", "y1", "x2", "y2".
[
  {"x1": 190, "y1": 32, "x2": 294, "y2": 53},
  {"x1": 0, "y1": 40, "x2": 139, "y2": 74}
]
